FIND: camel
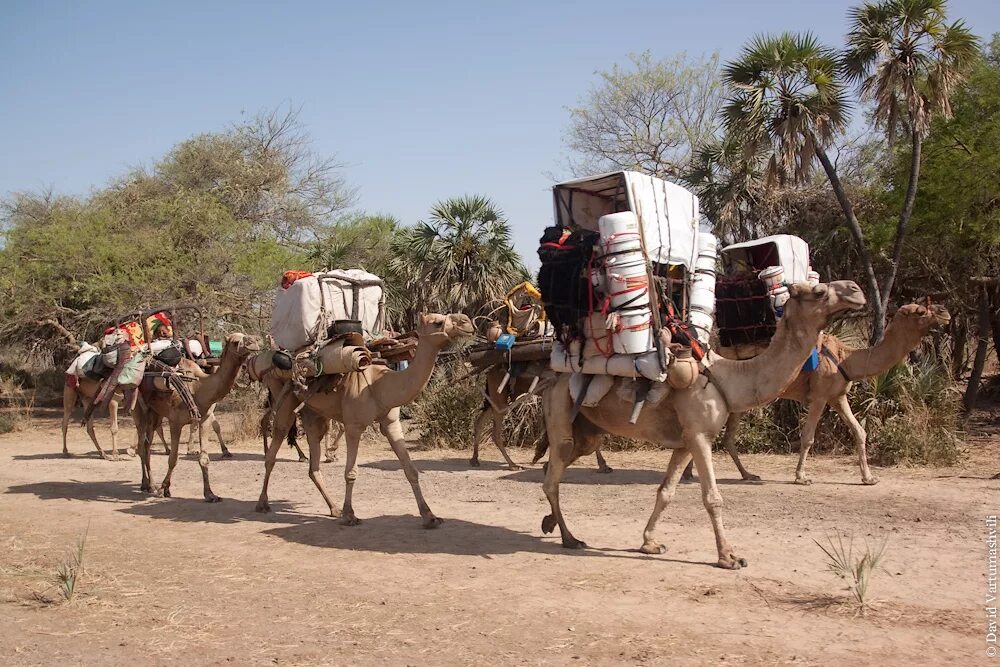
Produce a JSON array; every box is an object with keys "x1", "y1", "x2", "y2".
[
  {"x1": 255, "y1": 313, "x2": 474, "y2": 527},
  {"x1": 134, "y1": 333, "x2": 261, "y2": 502},
  {"x1": 472, "y1": 361, "x2": 610, "y2": 472},
  {"x1": 682, "y1": 302, "x2": 951, "y2": 486},
  {"x1": 61, "y1": 377, "x2": 129, "y2": 460},
  {"x1": 539, "y1": 281, "x2": 866, "y2": 569}
]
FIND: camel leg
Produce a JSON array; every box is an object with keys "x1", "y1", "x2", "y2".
[
  {"x1": 380, "y1": 411, "x2": 441, "y2": 528},
  {"x1": 469, "y1": 407, "x2": 489, "y2": 467},
  {"x1": 323, "y1": 422, "x2": 342, "y2": 463},
  {"x1": 595, "y1": 449, "x2": 612, "y2": 473},
  {"x1": 156, "y1": 420, "x2": 168, "y2": 454},
  {"x1": 640, "y1": 448, "x2": 693, "y2": 554},
  {"x1": 340, "y1": 423, "x2": 364, "y2": 525},
  {"x1": 689, "y1": 433, "x2": 747, "y2": 570},
  {"x1": 156, "y1": 421, "x2": 184, "y2": 499},
  {"x1": 831, "y1": 395, "x2": 877, "y2": 485},
  {"x1": 300, "y1": 410, "x2": 339, "y2": 517},
  {"x1": 722, "y1": 412, "x2": 758, "y2": 481},
  {"x1": 491, "y1": 409, "x2": 524, "y2": 471},
  {"x1": 210, "y1": 411, "x2": 232, "y2": 459},
  {"x1": 256, "y1": 394, "x2": 296, "y2": 513},
  {"x1": 108, "y1": 398, "x2": 120, "y2": 461},
  {"x1": 82, "y1": 400, "x2": 108, "y2": 460},
  {"x1": 794, "y1": 400, "x2": 827, "y2": 485},
  {"x1": 197, "y1": 416, "x2": 221, "y2": 502},
  {"x1": 137, "y1": 419, "x2": 153, "y2": 493},
  {"x1": 540, "y1": 384, "x2": 587, "y2": 549},
  {"x1": 61, "y1": 384, "x2": 76, "y2": 457},
  {"x1": 288, "y1": 421, "x2": 308, "y2": 462}
]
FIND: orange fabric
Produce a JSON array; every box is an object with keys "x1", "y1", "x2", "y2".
[
  {"x1": 104, "y1": 320, "x2": 146, "y2": 348},
  {"x1": 281, "y1": 270, "x2": 313, "y2": 290}
]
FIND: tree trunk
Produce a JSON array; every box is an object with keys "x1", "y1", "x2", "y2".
[
  {"x1": 812, "y1": 139, "x2": 886, "y2": 343},
  {"x1": 990, "y1": 285, "x2": 1000, "y2": 360},
  {"x1": 951, "y1": 314, "x2": 968, "y2": 380},
  {"x1": 963, "y1": 289, "x2": 990, "y2": 414},
  {"x1": 879, "y1": 128, "x2": 923, "y2": 325}
]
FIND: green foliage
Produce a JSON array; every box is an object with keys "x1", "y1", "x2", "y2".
[
  {"x1": 54, "y1": 525, "x2": 89, "y2": 603},
  {"x1": 814, "y1": 530, "x2": 889, "y2": 610},
  {"x1": 410, "y1": 369, "x2": 481, "y2": 449},
  {"x1": 879, "y1": 34, "x2": 1000, "y2": 302},
  {"x1": 722, "y1": 32, "x2": 851, "y2": 185},
  {"x1": 0, "y1": 108, "x2": 353, "y2": 351},
  {"x1": 843, "y1": 0, "x2": 980, "y2": 139},
  {"x1": 388, "y1": 196, "x2": 528, "y2": 327}
]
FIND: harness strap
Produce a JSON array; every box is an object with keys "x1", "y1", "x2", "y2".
[{"x1": 820, "y1": 345, "x2": 852, "y2": 382}]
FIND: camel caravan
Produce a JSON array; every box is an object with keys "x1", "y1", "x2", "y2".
[{"x1": 58, "y1": 168, "x2": 947, "y2": 568}]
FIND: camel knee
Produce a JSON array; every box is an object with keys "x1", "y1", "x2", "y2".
[{"x1": 702, "y1": 489, "x2": 724, "y2": 512}]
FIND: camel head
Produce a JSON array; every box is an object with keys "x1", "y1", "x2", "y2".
[
  {"x1": 893, "y1": 302, "x2": 951, "y2": 333},
  {"x1": 221, "y1": 333, "x2": 263, "y2": 359},
  {"x1": 416, "y1": 313, "x2": 475, "y2": 347},
  {"x1": 784, "y1": 280, "x2": 866, "y2": 329}
]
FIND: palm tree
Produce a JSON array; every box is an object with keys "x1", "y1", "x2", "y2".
[
  {"x1": 843, "y1": 0, "x2": 979, "y2": 321},
  {"x1": 683, "y1": 135, "x2": 769, "y2": 243},
  {"x1": 722, "y1": 32, "x2": 887, "y2": 340},
  {"x1": 388, "y1": 195, "x2": 528, "y2": 327}
]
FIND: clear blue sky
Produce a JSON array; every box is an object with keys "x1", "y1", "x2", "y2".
[{"x1": 1, "y1": 0, "x2": 996, "y2": 265}]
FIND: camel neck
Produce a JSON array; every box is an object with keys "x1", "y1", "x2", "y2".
[
  {"x1": 710, "y1": 308, "x2": 823, "y2": 412},
  {"x1": 195, "y1": 348, "x2": 241, "y2": 411},
  {"x1": 839, "y1": 320, "x2": 924, "y2": 379},
  {"x1": 374, "y1": 335, "x2": 445, "y2": 408}
]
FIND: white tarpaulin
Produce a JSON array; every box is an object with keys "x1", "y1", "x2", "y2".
[
  {"x1": 552, "y1": 171, "x2": 700, "y2": 269},
  {"x1": 720, "y1": 235, "x2": 811, "y2": 283},
  {"x1": 271, "y1": 269, "x2": 385, "y2": 351}
]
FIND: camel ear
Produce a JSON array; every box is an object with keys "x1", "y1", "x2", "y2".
[
  {"x1": 788, "y1": 283, "x2": 805, "y2": 299},
  {"x1": 811, "y1": 284, "x2": 827, "y2": 297}
]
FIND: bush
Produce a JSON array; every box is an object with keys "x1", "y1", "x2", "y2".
[{"x1": 410, "y1": 369, "x2": 482, "y2": 448}]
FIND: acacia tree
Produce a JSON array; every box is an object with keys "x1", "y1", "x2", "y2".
[
  {"x1": 843, "y1": 0, "x2": 979, "y2": 322},
  {"x1": 722, "y1": 32, "x2": 887, "y2": 340},
  {"x1": 565, "y1": 51, "x2": 724, "y2": 179}
]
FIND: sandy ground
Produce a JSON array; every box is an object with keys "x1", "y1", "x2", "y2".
[{"x1": 0, "y1": 408, "x2": 997, "y2": 666}]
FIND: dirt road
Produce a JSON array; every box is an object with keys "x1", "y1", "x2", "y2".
[{"x1": 0, "y1": 412, "x2": 995, "y2": 665}]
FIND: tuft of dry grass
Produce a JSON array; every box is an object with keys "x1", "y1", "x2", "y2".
[{"x1": 55, "y1": 525, "x2": 89, "y2": 603}]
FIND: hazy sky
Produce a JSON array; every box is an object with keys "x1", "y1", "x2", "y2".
[{"x1": 2, "y1": 0, "x2": 996, "y2": 264}]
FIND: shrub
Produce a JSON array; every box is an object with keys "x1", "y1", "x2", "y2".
[{"x1": 410, "y1": 369, "x2": 481, "y2": 448}]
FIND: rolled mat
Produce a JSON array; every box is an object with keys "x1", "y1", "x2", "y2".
[{"x1": 297, "y1": 340, "x2": 372, "y2": 377}]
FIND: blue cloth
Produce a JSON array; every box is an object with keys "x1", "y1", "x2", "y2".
[{"x1": 801, "y1": 348, "x2": 819, "y2": 372}]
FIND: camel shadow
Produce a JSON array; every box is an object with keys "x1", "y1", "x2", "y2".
[
  {"x1": 258, "y1": 513, "x2": 714, "y2": 566},
  {"x1": 6, "y1": 479, "x2": 145, "y2": 503},
  {"x1": 117, "y1": 496, "x2": 297, "y2": 525},
  {"x1": 12, "y1": 452, "x2": 114, "y2": 461}
]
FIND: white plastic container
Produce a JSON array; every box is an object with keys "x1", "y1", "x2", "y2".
[
  {"x1": 688, "y1": 231, "x2": 718, "y2": 346},
  {"x1": 601, "y1": 231, "x2": 642, "y2": 260},
  {"x1": 598, "y1": 211, "x2": 640, "y2": 239},
  {"x1": 770, "y1": 285, "x2": 790, "y2": 310},
  {"x1": 807, "y1": 269, "x2": 820, "y2": 286},
  {"x1": 606, "y1": 258, "x2": 650, "y2": 309},
  {"x1": 759, "y1": 265, "x2": 785, "y2": 289},
  {"x1": 612, "y1": 309, "x2": 654, "y2": 354}
]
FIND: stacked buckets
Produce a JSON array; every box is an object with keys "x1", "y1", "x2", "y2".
[{"x1": 596, "y1": 212, "x2": 654, "y2": 354}]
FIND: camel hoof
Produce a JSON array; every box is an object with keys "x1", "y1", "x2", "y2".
[
  {"x1": 597, "y1": 466, "x2": 613, "y2": 474},
  {"x1": 541, "y1": 514, "x2": 557, "y2": 535},
  {"x1": 862, "y1": 476, "x2": 879, "y2": 486},
  {"x1": 469, "y1": 458, "x2": 481, "y2": 467},
  {"x1": 340, "y1": 515, "x2": 362, "y2": 527},
  {"x1": 140, "y1": 484, "x2": 152, "y2": 493},
  {"x1": 640, "y1": 542, "x2": 666, "y2": 555},
  {"x1": 221, "y1": 451, "x2": 233, "y2": 460},
  {"x1": 743, "y1": 473, "x2": 761, "y2": 482},
  {"x1": 127, "y1": 448, "x2": 137, "y2": 457},
  {"x1": 717, "y1": 555, "x2": 748, "y2": 570},
  {"x1": 508, "y1": 464, "x2": 525, "y2": 471},
  {"x1": 794, "y1": 477, "x2": 812, "y2": 486},
  {"x1": 154, "y1": 487, "x2": 168, "y2": 498},
  {"x1": 561, "y1": 537, "x2": 587, "y2": 550},
  {"x1": 423, "y1": 516, "x2": 443, "y2": 529},
  {"x1": 204, "y1": 494, "x2": 222, "y2": 503},
  {"x1": 255, "y1": 501, "x2": 271, "y2": 513},
  {"x1": 62, "y1": 451, "x2": 71, "y2": 458}
]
